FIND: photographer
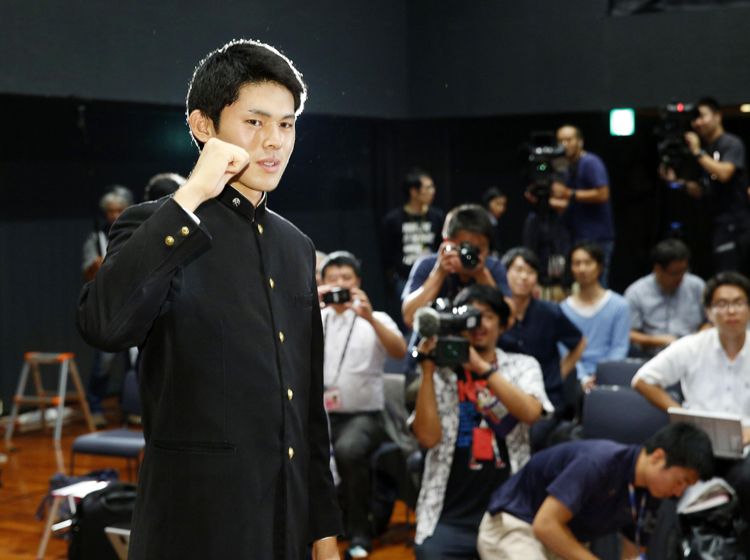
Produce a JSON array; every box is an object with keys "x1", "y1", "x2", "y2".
[
  {"x1": 683, "y1": 97, "x2": 750, "y2": 275},
  {"x1": 402, "y1": 204, "x2": 511, "y2": 331},
  {"x1": 411, "y1": 285, "x2": 553, "y2": 560},
  {"x1": 550, "y1": 126, "x2": 616, "y2": 288},
  {"x1": 318, "y1": 251, "x2": 407, "y2": 558}
]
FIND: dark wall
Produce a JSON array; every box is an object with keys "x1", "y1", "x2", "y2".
[
  {"x1": 407, "y1": 0, "x2": 750, "y2": 117},
  {"x1": 0, "y1": 0, "x2": 408, "y2": 118}
]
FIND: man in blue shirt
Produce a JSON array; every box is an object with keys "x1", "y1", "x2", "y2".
[
  {"x1": 498, "y1": 247, "x2": 586, "y2": 451},
  {"x1": 401, "y1": 204, "x2": 511, "y2": 382},
  {"x1": 550, "y1": 126, "x2": 616, "y2": 288},
  {"x1": 477, "y1": 422, "x2": 714, "y2": 560}
]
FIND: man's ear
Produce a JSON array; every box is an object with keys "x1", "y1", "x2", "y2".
[
  {"x1": 188, "y1": 110, "x2": 216, "y2": 145},
  {"x1": 650, "y1": 448, "x2": 667, "y2": 468}
]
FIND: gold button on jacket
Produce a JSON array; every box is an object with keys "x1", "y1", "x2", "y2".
[
  {"x1": 279, "y1": 332, "x2": 285, "y2": 343},
  {"x1": 165, "y1": 236, "x2": 175, "y2": 246},
  {"x1": 288, "y1": 447, "x2": 294, "y2": 459},
  {"x1": 287, "y1": 389, "x2": 293, "y2": 400},
  {"x1": 181, "y1": 226, "x2": 190, "y2": 236}
]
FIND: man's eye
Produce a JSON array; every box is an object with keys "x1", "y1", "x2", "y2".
[
  {"x1": 247, "y1": 120, "x2": 261, "y2": 126},
  {"x1": 280, "y1": 122, "x2": 294, "y2": 129}
]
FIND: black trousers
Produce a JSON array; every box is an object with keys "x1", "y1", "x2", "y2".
[{"x1": 329, "y1": 411, "x2": 387, "y2": 541}]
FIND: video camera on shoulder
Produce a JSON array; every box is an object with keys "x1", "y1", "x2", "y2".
[
  {"x1": 413, "y1": 298, "x2": 482, "y2": 366},
  {"x1": 322, "y1": 287, "x2": 351, "y2": 305},
  {"x1": 655, "y1": 101, "x2": 701, "y2": 181},
  {"x1": 522, "y1": 131, "x2": 566, "y2": 202},
  {"x1": 446, "y1": 241, "x2": 481, "y2": 270}
]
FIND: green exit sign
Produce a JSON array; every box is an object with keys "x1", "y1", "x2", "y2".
[{"x1": 610, "y1": 108, "x2": 635, "y2": 136}]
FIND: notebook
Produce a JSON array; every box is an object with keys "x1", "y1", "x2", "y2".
[{"x1": 669, "y1": 407, "x2": 750, "y2": 460}]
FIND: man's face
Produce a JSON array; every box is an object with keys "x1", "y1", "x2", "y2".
[
  {"x1": 105, "y1": 203, "x2": 126, "y2": 225},
  {"x1": 322, "y1": 265, "x2": 360, "y2": 290},
  {"x1": 708, "y1": 285, "x2": 750, "y2": 334},
  {"x1": 212, "y1": 82, "x2": 296, "y2": 195},
  {"x1": 691, "y1": 105, "x2": 721, "y2": 140},
  {"x1": 557, "y1": 126, "x2": 583, "y2": 160},
  {"x1": 654, "y1": 259, "x2": 689, "y2": 294},
  {"x1": 570, "y1": 248, "x2": 601, "y2": 287},
  {"x1": 413, "y1": 176, "x2": 436, "y2": 207},
  {"x1": 645, "y1": 450, "x2": 699, "y2": 499},
  {"x1": 463, "y1": 301, "x2": 504, "y2": 352},
  {"x1": 488, "y1": 196, "x2": 507, "y2": 219},
  {"x1": 507, "y1": 256, "x2": 538, "y2": 298}
]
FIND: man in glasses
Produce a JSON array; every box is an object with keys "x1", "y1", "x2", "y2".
[{"x1": 633, "y1": 271, "x2": 750, "y2": 552}]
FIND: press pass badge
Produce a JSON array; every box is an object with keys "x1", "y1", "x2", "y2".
[{"x1": 324, "y1": 387, "x2": 344, "y2": 411}]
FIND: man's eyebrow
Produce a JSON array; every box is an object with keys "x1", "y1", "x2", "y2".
[{"x1": 247, "y1": 109, "x2": 296, "y2": 120}]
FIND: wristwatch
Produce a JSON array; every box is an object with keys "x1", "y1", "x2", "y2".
[
  {"x1": 474, "y1": 365, "x2": 497, "y2": 380},
  {"x1": 696, "y1": 149, "x2": 708, "y2": 159}
]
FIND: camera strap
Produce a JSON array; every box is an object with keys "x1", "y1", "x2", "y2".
[{"x1": 324, "y1": 312, "x2": 358, "y2": 388}]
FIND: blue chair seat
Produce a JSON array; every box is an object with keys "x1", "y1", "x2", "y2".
[{"x1": 72, "y1": 428, "x2": 145, "y2": 459}]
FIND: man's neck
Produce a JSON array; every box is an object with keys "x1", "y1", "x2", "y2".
[
  {"x1": 719, "y1": 328, "x2": 747, "y2": 361},
  {"x1": 332, "y1": 304, "x2": 347, "y2": 315},
  {"x1": 513, "y1": 294, "x2": 532, "y2": 320},
  {"x1": 704, "y1": 126, "x2": 724, "y2": 145},
  {"x1": 568, "y1": 149, "x2": 585, "y2": 165},
  {"x1": 405, "y1": 199, "x2": 427, "y2": 216},
  {"x1": 633, "y1": 449, "x2": 648, "y2": 488},
  {"x1": 477, "y1": 346, "x2": 496, "y2": 365},
  {"x1": 230, "y1": 182, "x2": 264, "y2": 207},
  {"x1": 577, "y1": 282, "x2": 606, "y2": 304}
]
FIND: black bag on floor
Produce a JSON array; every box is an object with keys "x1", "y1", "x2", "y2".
[
  {"x1": 68, "y1": 482, "x2": 137, "y2": 560},
  {"x1": 678, "y1": 496, "x2": 747, "y2": 560}
]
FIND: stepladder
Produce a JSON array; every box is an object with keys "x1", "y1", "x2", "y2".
[{"x1": 4, "y1": 352, "x2": 96, "y2": 464}]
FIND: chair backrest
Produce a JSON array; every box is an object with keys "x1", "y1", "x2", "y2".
[
  {"x1": 595, "y1": 359, "x2": 646, "y2": 387},
  {"x1": 582, "y1": 386, "x2": 669, "y2": 445},
  {"x1": 121, "y1": 369, "x2": 141, "y2": 417}
]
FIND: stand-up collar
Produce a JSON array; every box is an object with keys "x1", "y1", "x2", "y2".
[{"x1": 216, "y1": 185, "x2": 267, "y2": 221}]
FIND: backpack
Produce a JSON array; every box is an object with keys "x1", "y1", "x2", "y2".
[{"x1": 68, "y1": 482, "x2": 137, "y2": 560}]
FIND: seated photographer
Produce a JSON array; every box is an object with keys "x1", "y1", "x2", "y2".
[
  {"x1": 632, "y1": 271, "x2": 750, "y2": 553},
  {"x1": 318, "y1": 251, "x2": 407, "y2": 558},
  {"x1": 625, "y1": 239, "x2": 707, "y2": 357},
  {"x1": 551, "y1": 125, "x2": 616, "y2": 288},
  {"x1": 499, "y1": 248, "x2": 586, "y2": 451},
  {"x1": 560, "y1": 242, "x2": 630, "y2": 390},
  {"x1": 402, "y1": 204, "x2": 511, "y2": 331},
  {"x1": 411, "y1": 285, "x2": 553, "y2": 560},
  {"x1": 477, "y1": 422, "x2": 713, "y2": 560}
]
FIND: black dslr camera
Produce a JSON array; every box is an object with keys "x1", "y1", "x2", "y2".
[
  {"x1": 446, "y1": 241, "x2": 481, "y2": 270},
  {"x1": 413, "y1": 299, "x2": 482, "y2": 366},
  {"x1": 322, "y1": 287, "x2": 351, "y2": 305},
  {"x1": 522, "y1": 131, "x2": 566, "y2": 201},
  {"x1": 655, "y1": 101, "x2": 701, "y2": 181}
]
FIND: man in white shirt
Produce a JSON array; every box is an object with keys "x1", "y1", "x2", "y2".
[
  {"x1": 632, "y1": 271, "x2": 750, "y2": 552},
  {"x1": 318, "y1": 251, "x2": 407, "y2": 558}
]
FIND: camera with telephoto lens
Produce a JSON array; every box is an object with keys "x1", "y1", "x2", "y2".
[
  {"x1": 446, "y1": 241, "x2": 481, "y2": 270},
  {"x1": 521, "y1": 131, "x2": 567, "y2": 201},
  {"x1": 654, "y1": 101, "x2": 701, "y2": 182},
  {"x1": 322, "y1": 287, "x2": 351, "y2": 305},
  {"x1": 413, "y1": 298, "x2": 482, "y2": 366}
]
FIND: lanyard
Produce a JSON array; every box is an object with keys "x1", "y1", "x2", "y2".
[
  {"x1": 324, "y1": 312, "x2": 358, "y2": 387},
  {"x1": 628, "y1": 483, "x2": 648, "y2": 560}
]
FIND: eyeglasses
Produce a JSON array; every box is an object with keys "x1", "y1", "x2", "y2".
[{"x1": 711, "y1": 299, "x2": 750, "y2": 313}]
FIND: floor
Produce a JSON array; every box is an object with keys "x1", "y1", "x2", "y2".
[{"x1": 0, "y1": 402, "x2": 416, "y2": 559}]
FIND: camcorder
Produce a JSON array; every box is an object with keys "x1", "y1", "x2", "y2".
[
  {"x1": 322, "y1": 287, "x2": 351, "y2": 305},
  {"x1": 655, "y1": 101, "x2": 701, "y2": 181},
  {"x1": 413, "y1": 299, "x2": 482, "y2": 366},
  {"x1": 445, "y1": 241, "x2": 481, "y2": 270},
  {"x1": 521, "y1": 131, "x2": 566, "y2": 201}
]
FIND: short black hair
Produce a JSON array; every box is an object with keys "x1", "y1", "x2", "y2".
[
  {"x1": 320, "y1": 251, "x2": 362, "y2": 280},
  {"x1": 501, "y1": 247, "x2": 540, "y2": 274},
  {"x1": 558, "y1": 125, "x2": 583, "y2": 139},
  {"x1": 481, "y1": 187, "x2": 506, "y2": 209},
  {"x1": 703, "y1": 271, "x2": 750, "y2": 308},
  {"x1": 144, "y1": 173, "x2": 186, "y2": 201},
  {"x1": 651, "y1": 239, "x2": 691, "y2": 269},
  {"x1": 186, "y1": 39, "x2": 307, "y2": 149},
  {"x1": 571, "y1": 241, "x2": 605, "y2": 267},
  {"x1": 443, "y1": 204, "x2": 493, "y2": 242},
  {"x1": 696, "y1": 96, "x2": 721, "y2": 114},
  {"x1": 403, "y1": 167, "x2": 431, "y2": 199},
  {"x1": 644, "y1": 422, "x2": 714, "y2": 481},
  {"x1": 454, "y1": 284, "x2": 511, "y2": 328}
]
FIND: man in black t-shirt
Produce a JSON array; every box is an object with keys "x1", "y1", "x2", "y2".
[
  {"x1": 685, "y1": 97, "x2": 750, "y2": 275},
  {"x1": 380, "y1": 168, "x2": 444, "y2": 328}
]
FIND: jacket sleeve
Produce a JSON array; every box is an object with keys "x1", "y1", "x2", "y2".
[
  {"x1": 76, "y1": 198, "x2": 211, "y2": 352},
  {"x1": 305, "y1": 238, "x2": 343, "y2": 543}
]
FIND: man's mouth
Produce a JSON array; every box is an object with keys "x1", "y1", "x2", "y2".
[{"x1": 257, "y1": 158, "x2": 281, "y2": 172}]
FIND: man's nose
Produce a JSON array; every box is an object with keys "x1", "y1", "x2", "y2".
[{"x1": 263, "y1": 124, "x2": 281, "y2": 149}]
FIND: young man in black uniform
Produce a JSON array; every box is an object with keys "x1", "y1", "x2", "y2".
[{"x1": 76, "y1": 40, "x2": 340, "y2": 560}]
